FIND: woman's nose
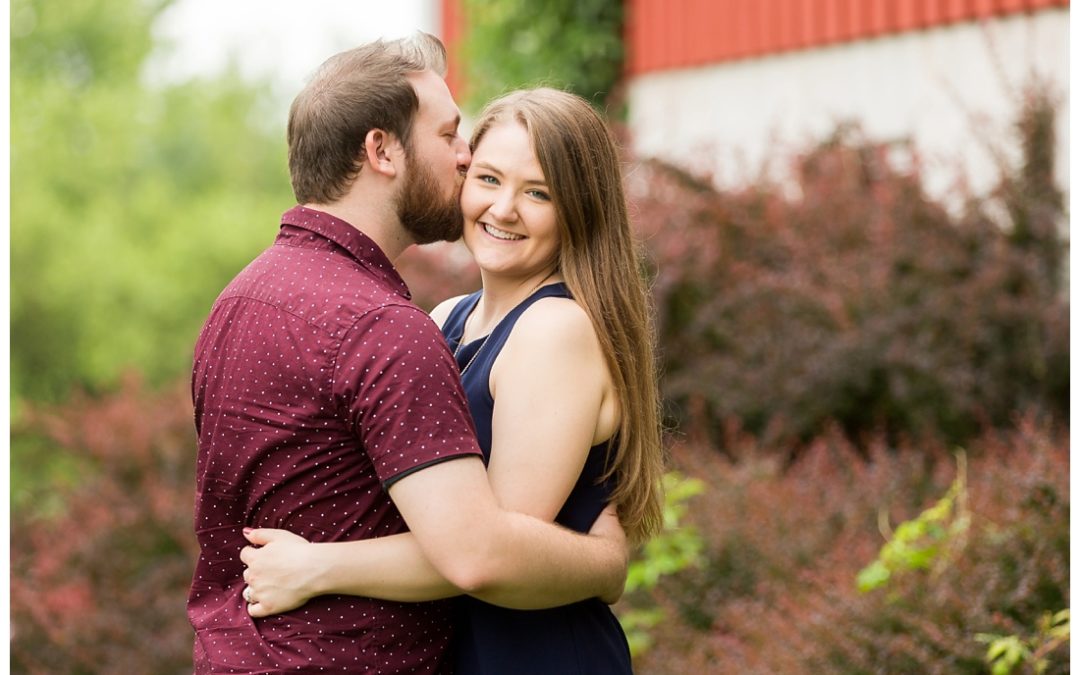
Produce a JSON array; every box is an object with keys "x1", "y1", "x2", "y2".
[{"x1": 488, "y1": 190, "x2": 518, "y2": 222}]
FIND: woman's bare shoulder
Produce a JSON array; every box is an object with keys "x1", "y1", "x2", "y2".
[
  {"x1": 429, "y1": 294, "x2": 470, "y2": 330},
  {"x1": 511, "y1": 295, "x2": 599, "y2": 356}
]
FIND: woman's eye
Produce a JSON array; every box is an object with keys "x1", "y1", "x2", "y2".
[
  {"x1": 527, "y1": 189, "x2": 551, "y2": 201},
  {"x1": 478, "y1": 175, "x2": 499, "y2": 185}
]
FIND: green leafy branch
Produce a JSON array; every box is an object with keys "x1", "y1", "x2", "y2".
[
  {"x1": 619, "y1": 471, "x2": 705, "y2": 656},
  {"x1": 857, "y1": 451, "x2": 971, "y2": 593},
  {"x1": 976, "y1": 609, "x2": 1069, "y2": 675}
]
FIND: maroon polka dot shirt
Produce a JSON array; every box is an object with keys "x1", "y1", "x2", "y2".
[{"x1": 189, "y1": 206, "x2": 480, "y2": 673}]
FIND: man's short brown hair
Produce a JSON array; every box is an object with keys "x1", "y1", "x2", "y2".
[{"x1": 286, "y1": 32, "x2": 447, "y2": 204}]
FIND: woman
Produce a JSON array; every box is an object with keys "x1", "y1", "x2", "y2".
[{"x1": 239, "y1": 88, "x2": 664, "y2": 673}]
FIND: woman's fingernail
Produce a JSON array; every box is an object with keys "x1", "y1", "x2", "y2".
[{"x1": 243, "y1": 527, "x2": 253, "y2": 535}]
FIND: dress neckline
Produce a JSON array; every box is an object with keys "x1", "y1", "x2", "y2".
[{"x1": 450, "y1": 281, "x2": 568, "y2": 350}]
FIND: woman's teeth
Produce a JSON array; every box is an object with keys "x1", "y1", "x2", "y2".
[{"x1": 483, "y1": 223, "x2": 525, "y2": 241}]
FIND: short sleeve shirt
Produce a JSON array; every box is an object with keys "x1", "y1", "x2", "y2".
[{"x1": 188, "y1": 206, "x2": 481, "y2": 674}]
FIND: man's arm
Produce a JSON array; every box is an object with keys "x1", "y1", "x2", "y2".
[
  {"x1": 331, "y1": 303, "x2": 625, "y2": 608},
  {"x1": 388, "y1": 456, "x2": 627, "y2": 608},
  {"x1": 388, "y1": 296, "x2": 627, "y2": 607}
]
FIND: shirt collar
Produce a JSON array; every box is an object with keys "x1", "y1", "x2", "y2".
[{"x1": 280, "y1": 205, "x2": 412, "y2": 300}]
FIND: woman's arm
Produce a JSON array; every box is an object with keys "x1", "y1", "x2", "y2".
[
  {"x1": 243, "y1": 502, "x2": 624, "y2": 617},
  {"x1": 241, "y1": 528, "x2": 457, "y2": 616},
  {"x1": 483, "y1": 297, "x2": 618, "y2": 522},
  {"x1": 441, "y1": 296, "x2": 623, "y2": 607}
]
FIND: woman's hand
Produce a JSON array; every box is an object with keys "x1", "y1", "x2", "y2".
[{"x1": 239, "y1": 528, "x2": 321, "y2": 618}]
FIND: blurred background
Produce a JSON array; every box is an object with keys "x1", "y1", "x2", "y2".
[{"x1": 10, "y1": 0, "x2": 1070, "y2": 672}]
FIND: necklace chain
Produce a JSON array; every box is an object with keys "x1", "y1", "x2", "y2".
[
  {"x1": 452, "y1": 271, "x2": 558, "y2": 377},
  {"x1": 453, "y1": 334, "x2": 488, "y2": 377}
]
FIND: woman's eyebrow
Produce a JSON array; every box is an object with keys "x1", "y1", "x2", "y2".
[{"x1": 472, "y1": 161, "x2": 547, "y2": 185}]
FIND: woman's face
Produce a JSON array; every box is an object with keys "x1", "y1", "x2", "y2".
[{"x1": 460, "y1": 120, "x2": 560, "y2": 280}]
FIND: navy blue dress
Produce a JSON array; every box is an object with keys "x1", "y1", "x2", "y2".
[{"x1": 441, "y1": 283, "x2": 634, "y2": 675}]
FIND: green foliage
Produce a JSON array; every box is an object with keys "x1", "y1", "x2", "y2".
[
  {"x1": 857, "y1": 452, "x2": 971, "y2": 593},
  {"x1": 977, "y1": 610, "x2": 1070, "y2": 675},
  {"x1": 626, "y1": 472, "x2": 707, "y2": 592},
  {"x1": 11, "y1": 0, "x2": 292, "y2": 410},
  {"x1": 459, "y1": 0, "x2": 624, "y2": 112},
  {"x1": 619, "y1": 472, "x2": 705, "y2": 656}
]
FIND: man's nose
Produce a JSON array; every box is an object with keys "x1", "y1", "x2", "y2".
[{"x1": 455, "y1": 136, "x2": 472, "y2": 172}]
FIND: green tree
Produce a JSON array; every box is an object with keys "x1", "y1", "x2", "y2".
[
  {"x1": 11, "y1": 0, "x2": 292, "y2": 412},
  {"x1": 459, "y1": 0, "x2": 624, "y2": 112}
]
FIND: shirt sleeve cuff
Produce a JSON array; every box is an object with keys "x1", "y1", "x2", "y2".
[{"x1": 381, "y1": 452, "x2": 480, "y2": 490}]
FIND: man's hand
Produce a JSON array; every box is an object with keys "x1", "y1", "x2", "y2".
[
  {"x1": 588, "y1": 505, "x2": 629, "y2": 605},
  {"x1": 239, "y1": 528, "x2": 320, "y2": 618}
]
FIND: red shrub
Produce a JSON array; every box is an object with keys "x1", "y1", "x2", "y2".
[
  {"x1": 630, "y1": 420, "x2": 1069, "y2": 674},
  {"x1": 629, "y1": 89, "x2": 1067, "y2": 455},
  {"x1": 11, "y1": 374, "x2": 199, "y2": 673}
]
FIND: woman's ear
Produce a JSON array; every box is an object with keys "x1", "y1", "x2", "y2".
[{"x1": 362, "y1": 129, "x2": 403, "y2": 178}]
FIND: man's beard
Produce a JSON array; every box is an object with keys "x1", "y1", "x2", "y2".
[{"x1": 396, "y1": 155, "x2": 464, "y2": 245}]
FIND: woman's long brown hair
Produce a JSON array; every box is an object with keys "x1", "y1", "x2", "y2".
[{"x1": 471, "y1": 88, "x2": 665, "y2": 544}]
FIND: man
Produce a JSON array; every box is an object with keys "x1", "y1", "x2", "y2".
[{"x1": 188, "y1": 33, "x2": 626, "y2": 673}]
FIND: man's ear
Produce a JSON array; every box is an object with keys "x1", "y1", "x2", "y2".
[{"x1": 362, "y1": 129, "x2": 404, "y2": 178}]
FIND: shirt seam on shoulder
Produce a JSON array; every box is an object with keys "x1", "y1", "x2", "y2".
[
  {"x1": 328, "y1": 301, "x2": 437, "y2": 427},
  {"x1": 212, "y1": 294, "x2": 337, "y2": 336}
]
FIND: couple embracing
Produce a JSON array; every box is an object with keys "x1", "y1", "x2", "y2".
[{"x1": 190, "y1": 32, "x2": 663, "y2": 674}]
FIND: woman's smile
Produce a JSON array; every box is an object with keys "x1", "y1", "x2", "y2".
[{"x1": 480, "y1": 222, "x2": 526, "y2": 241}]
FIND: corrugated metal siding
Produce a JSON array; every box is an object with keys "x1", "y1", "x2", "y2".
[{"x1": 625, "y1": 0, "x2": 1070, "y2": 74}]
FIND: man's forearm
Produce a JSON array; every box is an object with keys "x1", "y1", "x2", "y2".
[
  {"x1": 390, "y1": 457, "x2": 627, "y2": 608},
  {"x1": 462, "y1": 511, "x2": 627, "y2": 609}
]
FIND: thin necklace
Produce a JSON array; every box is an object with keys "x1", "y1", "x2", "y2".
[
  {"x1": 453, "y1": 270, "x2": 558, "y2": 377},
  {"x1": 453, "y1": 334, "x2": 489, "y2": 377}
]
